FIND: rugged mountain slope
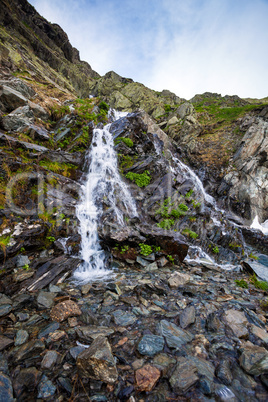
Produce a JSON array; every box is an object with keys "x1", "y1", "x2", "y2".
[{"x1": 0, "y1": 0, "x2": 99, "y2": 97}]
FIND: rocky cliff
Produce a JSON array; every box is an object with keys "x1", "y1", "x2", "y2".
[{"x1": 0, "y1": 1, "x2": 268, "y2": 401}]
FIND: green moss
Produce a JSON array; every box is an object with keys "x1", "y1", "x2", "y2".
[
  {"x1": 182, "y1": 228, "x2": 198, "y2": 239},
  {"x1": 125, "y1": 170, "x2": 151, "y2": 187},
  {"x1": 250, "y1": 274, "x2": 268, "y2": 291},
  {"x1": 99, "y1": 101, "x2": 109, "y2": 112},
  {"x1": 119, "y1": 155, "x2": 134, "y2": 170},
  {"x1": 234, "y1": 279, "x2": 248, "y2": 288},
  {"x1": 212, "y1": 246, "x2": 219, "y2": 254},
  {"x1": 157, "y1": 219, "x2": 175, "y2": 230},
  {"x1": 115, "y1": 137, "x2": 134, "y2": 147}
]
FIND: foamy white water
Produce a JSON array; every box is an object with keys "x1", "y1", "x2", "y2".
[
  {"x1": 251, "y1": 215, "x2": 268, "y2": 235},
  {"x1": 74, "y1": 119, "x2": 137, "y2": 282}
]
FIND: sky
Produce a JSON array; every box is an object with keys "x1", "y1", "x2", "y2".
[{"x1": 29, "y1": 0, "x2": 268, "y2": 100}]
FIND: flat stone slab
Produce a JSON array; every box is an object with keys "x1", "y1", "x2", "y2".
[
  {"x1": 0, "y1": 335, "x2": 14, "y2": 351},
  {"x1": 158, "y1": 320, "x2": 194, "y2": 349}
]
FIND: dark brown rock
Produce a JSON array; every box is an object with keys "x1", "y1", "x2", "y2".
[
  {"x1": 50, "y1": 299, "x2": 81, "y2": 322},
  {"x1": 135, "y1": 364, "x2": 161, "y2": 392}
]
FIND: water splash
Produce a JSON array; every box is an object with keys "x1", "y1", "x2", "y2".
[
  {"x1": 74, "y1": 121, "x2": 137, "y2": 282},
  {"x1": 250, "y1": 215, "x2": 268, "y2": 235}
]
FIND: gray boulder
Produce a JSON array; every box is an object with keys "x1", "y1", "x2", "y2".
[
  {"x1": 0, "y1": 84, "x2": 28, "y2": 113},
  {"x1": 2, "y1": 106, "x2": 34, "y2": 131}
]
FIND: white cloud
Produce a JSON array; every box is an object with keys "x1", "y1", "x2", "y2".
[{"x1": 29, "y1": 0, "x2": 268, "y2": 99}]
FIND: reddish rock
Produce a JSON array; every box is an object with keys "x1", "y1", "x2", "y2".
[
  {"x1": 50, "y1": 300, "x2": 81, "y2": 322},
  {"x1": 135, "y1": 364, "x2": 161, "y2": 392}
]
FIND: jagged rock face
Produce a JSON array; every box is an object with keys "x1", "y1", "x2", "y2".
[
  {"x1": 219, "y1": 111, "x2": 268, "y2": 223},
  {"x1": 89, "y1": 71, "x2": 184, "y2": 118},
  {"x1": 0, "y1": 0, "x2": 99, "y2": 96}
]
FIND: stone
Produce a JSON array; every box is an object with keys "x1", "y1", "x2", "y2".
[
  {"x1": 216, "y1": 359, "x2": 233, "y2": 385},
  {"x1": 0, "y1": 335, "x2": 13, "y2": 351},
  {"x1": 158, "y1": 320, "x2": 194, "y2": 349},
  {"x1": 239, "y1": 342, "x2": 268, "y2": 375},
  {"x1": 0, "y1": 79, "x2": 35, "y2": 99},
  {"x1": 251, "y1": 324, "x2": 268, "y2": 344},
  {"x1": 41, "y1": 350, "x2": 59, "y2": 369},
  {"x1": 70, "y1": 345, "x2": 88, "y2": 360},
  {"x1": 177, "y1": 102, "x2": 194, "y2": 119},
  {"x1": 137, "y1": 334, "x2": 164, "y2": 356},
  {"x1": 145, "y1": 262, "x2": 158, "y2": 271},
  {"x1": 13, "y1": 367, "x2": 41, "y2": 399},
  {"x1": 28, "y1": 101, "x2": 49, "y2": 119},
  {"x1": 168, "y1": 272, "x2": 192, "y2": 289},
  {"x1": 0, "y1": 373, "x2": 14, "y2": 402},
  {"x1": 0, "y1": 304, "x2": 12, "y2": 316},
  {"x1": 77, "y1": 336, "x2": 118, "y2": 384},
  {"x1": 38, "y1": 322, "x2": 60, "y2": 339},
  {"x1": 0, "y1": 84, "x2": 27, "y2": 113},
  {"x1": 37, "y1": 375, "x2": 56, "y2": 399},
  {"x1": 15, "y1": 330, "x2": 29, "y2": 346},
  {"x1": 0, "y1": 293, "x2": 12, "y2": 306},
  {"x1": 76, "y1": 326, "x2": 115, "y2": 341},
  {"x1": 50, "y1": 299, "x2": 81, "y2": 322},
  {"x1": 27, "y1": 124, "x2": 50, "y2": 141},
  {"x1": 16, "y1": 255, "x2": 31, "y2": 268},
  {"x1": 169, "y1": 356, "x2": 199, "y2": 393},
  {"x1": 112, "y1": 310, "x2": 136, "y2": 326},
  {"x1": 37, "y1": 291, "x2": 55, "y2": 309},
  {"x1": 135, "y1": 364, "x2": 161, "y2": 392},
  {"x1": 180, "y1": 305, "x2": 196, "y2": 328},
  {"x1": 224, "y1": 309, "x2": 248, "y2": 338},
  {"x1": 15, "y1": 339, "x2": 45, "y2": 362},
  {"x1": 2, "y1": 105, "x2": 34, "y2": 131},
  {"x1": 167, "y1": 116, "x2": 179, "y2": 125}
]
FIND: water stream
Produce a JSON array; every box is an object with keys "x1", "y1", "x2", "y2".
[{"x1": 74, "y1": 114, "x2": 137, "y2": 282}]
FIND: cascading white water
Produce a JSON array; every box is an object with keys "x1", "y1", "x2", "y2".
[
  {"x1": 74, "y1": 118, "x2": 137, "y2": 282},
  {"x1": 170, "y1": 154, "x2": 215, "y2": 205}
]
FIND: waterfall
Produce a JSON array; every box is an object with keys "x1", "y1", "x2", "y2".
[{"x1": 74, "y1": 116, "x2": 137, "y2": 282}]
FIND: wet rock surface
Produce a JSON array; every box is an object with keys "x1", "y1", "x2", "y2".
[{"x1": 0, "y1": 259, "x2": 267, "y2": 401}]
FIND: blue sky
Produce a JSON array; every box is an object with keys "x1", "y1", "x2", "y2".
[{"x1": 29, "y1": 0, "x2": 268, "y2": 99}]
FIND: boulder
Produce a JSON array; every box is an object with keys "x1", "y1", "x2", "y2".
[
  {"x1": 2, "y1": 106, "x2": 34, "y2": 131},
  {"x1": 0, "y1": 84, "x2": 28, "y2": 113},
  {"x1": 77, "y1": 336, "x2": 118, "y2": 383}
]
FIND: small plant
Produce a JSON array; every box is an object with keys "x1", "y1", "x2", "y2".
[
  {"x1": 125, "y1": 170, "x2": 151, "y2": 187},
  {"x1": 249, "y1": 252, "x2": 259, "y2": 260},
  {"x1": 139, "y1": 243, "x2": 152, "y2": 256},
  {"x1": 178, "y1": 203, "x2": 188, "y2": 211},
  {"x1": 115, "y1": 137, "x2": 134, "y2": 147},
  {"x1": 185, "y1": 189, "x2": 194, "y2": 198},
  {"x1": 192, "y1": 200, "x2": 201, "y2": 208},
  {"x1": 182, "y1": 229, "x2": 198, "y2": 239},
  {"x1": 22, "y1": 264, "x2": 30, "y2": 271},
  {"x1": 157, "y1": 219, "x2": 175, "y2": 230},
  {"x1": 212, "y1": 246, "x2": 219, "y2": 254},
  {"x1": 20, "y1": 247, "x2": 25, "y2": 253},
  {"x1": 167, "y1": 255, "x2": 174, "y2": 264},
  {"x1": 120, "y1": 245, "x2": 129, "y2": 254},
  {"x1": 260, "y1": 299, "x2": 268, "y2": 311},
  {"x1": 164, "y1": 104, "x2": 172, "y2": 113},
  {"x1": 234, "y1": 279, "x2": 248, "y2": 288},
  {"x1": 152, "y1": 245, "x2": 161, "y2": 252},
  {"x1": 0, "y1": 235, "x2": 10, "y2": 256},
  {"x1": 250, "y1": 275, "x2": 268, "y2": 291},
  {"x1": 46, "y1": 236, "x2": 56, "y2": 243},
  {"x1": 98, "y1": 101, "x2": 109, "y2": 112}
]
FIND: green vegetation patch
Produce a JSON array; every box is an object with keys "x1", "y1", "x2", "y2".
[
  {"x1": 250, "y1": 274, "x2": 268, "y2": 291},
  {"x1": 182, "y1": 228, "x2": 198, "y2": 239},
  {"x1": 139, "y1": 243, "x2": 153, "y2": 256},
  {"x1": 125, "y1": 170, "x2": 151, "y2": 187},
  {"x1": 234, "y1": 279, "x2": 248, "y2": 289},
  {"x1": 115, "y1": 137, "x2": 134, "y2": 147}
]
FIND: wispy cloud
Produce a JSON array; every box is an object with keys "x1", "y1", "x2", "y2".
[{"x1": 29, "y1": 0, "x2": 268, "y2": 99}]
